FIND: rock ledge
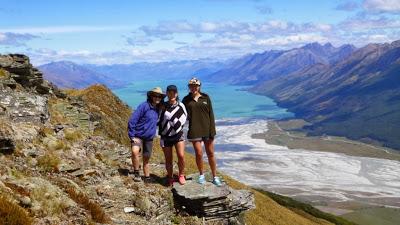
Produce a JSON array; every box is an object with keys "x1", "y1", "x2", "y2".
[{"x1": 172, "y1": 174, "x2": 255, "y2": 223}]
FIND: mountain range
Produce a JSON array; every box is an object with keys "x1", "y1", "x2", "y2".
[
  {"x1": 202, "y1": 42, "x2": 356, "y2": 85},
  {"x1": 207, "y1": 41, "x2": 400, "y2": 150},
  {"x1": 84, "y1": 59, "x2": 228, "y2": 81},
  {"x1": 39, "y1": 61, "x2": 125, "y2": 89},
  {"x1": 39, "y1": 59, "x2": 228, "y2": 89}
]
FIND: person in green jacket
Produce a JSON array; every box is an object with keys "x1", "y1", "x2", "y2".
[{"x1": 182, "y1": 77, "x2": 222, "y2": 186}]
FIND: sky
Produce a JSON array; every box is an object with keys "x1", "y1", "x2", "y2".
[{"x1": 0, "y1": 0, "x2": 399, "y2": 65}]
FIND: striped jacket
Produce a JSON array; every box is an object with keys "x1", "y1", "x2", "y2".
[{"x1": 158, "y1": 101, "x2": 188, "y2": 139}]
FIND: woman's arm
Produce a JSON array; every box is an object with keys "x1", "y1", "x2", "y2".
[
  {"x1": 208, "y1": 96, "x2": 216, "y2": 137},
  {"x1": 127, "y1": 103, "x2": 145, "y2": 139}
]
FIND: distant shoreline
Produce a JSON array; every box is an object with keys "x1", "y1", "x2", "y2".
[{"x1": 253, "y1": 119, "x2": 400, "y2": 162}]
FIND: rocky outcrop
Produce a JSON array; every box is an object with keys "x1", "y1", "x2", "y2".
[
  {"x1": 0, "y1": 54, "x2": 66, "y2": 125},
  {"x1": 0, "y1": 89, "x2": 49, "y2": 123},
  {"x1": 172, "y1": 174, "x2": 255, "y2": 224},
  {"x1": 0, "y1": 54, "x2": 65, "y2": 96}
]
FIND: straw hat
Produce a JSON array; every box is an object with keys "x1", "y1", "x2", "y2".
[{"x1": 147, "y1": 87, "x2": 165, "y2": 97}]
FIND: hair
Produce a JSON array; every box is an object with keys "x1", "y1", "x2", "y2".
[
  {"x1": 147, "y1": 92, "x2": 165, "y2": 105},
  {"x1": 146, "y1": 92, "x2": 152, "y2": 103},
  {"x1": 188, "y1": 85, "x2": 201, "y2": 94}
]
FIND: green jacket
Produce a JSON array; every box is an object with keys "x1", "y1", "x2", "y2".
[{"x1": 182, "y1": 92, "x2": 216, "y2": 139}]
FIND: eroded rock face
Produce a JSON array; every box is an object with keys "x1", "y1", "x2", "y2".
[
  {"x1": 0, "y1": 89, "x2": 49, "y2": 123},
  {"x1": 0, "y1": 54, "x2": 58, "y2": 125},
  {"x1": 0, "y1": 54, "x2": 50, "y2": 93},
  {"x1": 172, "y1": 174, "x2": 255, "y2": 224}
]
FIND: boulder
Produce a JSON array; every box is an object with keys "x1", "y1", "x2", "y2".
[{"x1": 172, "y1": 174, "x2": 255, "y2": 224}]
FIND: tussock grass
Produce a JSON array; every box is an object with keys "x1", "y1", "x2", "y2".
[
  {"x1": 0, "y1": 68, "x2": 9, "y2": 78},
  {"x1": 31, "y1": 184, "x2": 69, "y2": 216},
  {"x1": 64, "y1": 129, "x2": 83, "y2": 142},
  {"x1": 66, "y1": 85, "x2": 132, "y2": 146},
  {"x1": 48, "y1": 97, "x2": 69, "y2": 124},
  {"x1": 9, "y1": 167, "x2": 25, "y2": 179},
  {"x1": 54, "y1": 140, "x2": 67, "y2": 150},
  {"x1": 38, "y1": 126, "x2": 54, "y2": 137},
  {"x1": 4, "y1": 182, "x2": 30, "y2": 197},
  {"x1": 37, "y1": 152, "x2": 61, "y2": 172},
  {"x1": 64, "y1": 187, "x2": 110, "y2": 223},
  {"x1": 0, "y1": 195, "x2": 33, "y2": 225}
]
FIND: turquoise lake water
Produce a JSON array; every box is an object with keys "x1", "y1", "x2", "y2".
[{"x1": 113, "y1": 79, "x2": 293, "y2": 119}]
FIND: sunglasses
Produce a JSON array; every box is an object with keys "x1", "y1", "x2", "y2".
[{"x1": 152, "y1": 95, "x2": 163, "y2": 98}]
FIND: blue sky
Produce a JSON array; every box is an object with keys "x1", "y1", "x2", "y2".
[{"x1": 0, "y1": 0, "x2": 399, "y2": 65}]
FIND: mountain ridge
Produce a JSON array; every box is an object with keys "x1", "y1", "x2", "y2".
[
  {"x1": 203, "y1": 42, "x2": 357, "y2": 85},
  {"x1": 250, "y1": 40, "x2": 400, "y2": 149},
  {"x1": 38, "y1": 61, "x2": 125, "y2": 89}
]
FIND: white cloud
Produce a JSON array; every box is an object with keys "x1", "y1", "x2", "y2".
[
  {"x1": 138, "y1": 20, "x2": 332, "y2": 38},
  {"x1": 126, "y1": 35, "x2": 153, "y2": 46},
  {"x1": 0, "y1": 32, "x2": 38, "y2": 46},
  {"x1": 363, "y1": 0, "x2": 400, "y2": 13},
  {"x1": 0, "y1": 25, "x2": 131, "y2": 34},
  {"x1": 339, "y1": 13, "x2": 400, "y2": 30},
  {"x1": 335, "y1": 1, "x2": 360, "y2": 11}
]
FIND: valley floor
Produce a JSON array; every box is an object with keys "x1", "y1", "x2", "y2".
[
  {"x1": 257, "y1": 119, "x2": 400, "y2": 162},
  {"x1": 253, "y1": 119, "x2": 400, "y2": 225}
]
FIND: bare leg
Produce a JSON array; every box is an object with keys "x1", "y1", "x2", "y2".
[
  {"x1": 192, "y1": 141, "x2": 203, "y2": 175},
  {"x1": 131, "y1": 145, "x2": 140, "y2": 171},
  {"x1": 163, "y1": 146, "x2": 173, "y2": 178},
  {"x1": 175, "y1": 141, "x2": 185, "y2": 176},
  {"x1": 143, "y1": 156, "x2": 150, "y2": 177},
  {"x1": 204, "y1": 139, "x2": 217, "y2": 177}
]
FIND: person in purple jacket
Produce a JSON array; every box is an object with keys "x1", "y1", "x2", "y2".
[{"x1": 128, "y1": 87, "x2": 165, "y2": 182}]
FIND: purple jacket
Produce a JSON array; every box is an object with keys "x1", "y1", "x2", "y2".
[{"x1": 128, "y1": 102, "x2": 159, "y2": 140}]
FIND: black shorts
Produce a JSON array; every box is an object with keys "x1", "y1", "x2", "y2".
[
  {"x1": 131, "y1": 137, "x2": 153, "y2": 158},
  {"x1": 187, "y1": 136, "x2": 214, "y2": 142},
  {"x1": 160, "y1": 133, "x2": 185, "y2": 148}
]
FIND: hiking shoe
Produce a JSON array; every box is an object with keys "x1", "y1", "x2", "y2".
[
  {"x1": 197, "y1": 174, "x2": 206, "y2": 184},
  {"x1": 212, "y1": 176, "x2": 223, "y2": 186},
  {"x1": 133, "y1": 171, "x2": 141, "y2": 182},
  {"x1": 178, "y1": 175, "x2": 186, "y2": 185},
  {"x1": 144, "y1": 176, "x2": 152, "y2": 184}
]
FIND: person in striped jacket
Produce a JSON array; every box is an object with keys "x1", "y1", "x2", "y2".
[{"x1": 159, "y1": 85, "x2": 188, "y2": 186}]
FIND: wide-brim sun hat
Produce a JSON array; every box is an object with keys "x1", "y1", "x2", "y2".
[
  {"x1": 147, "y1": 86, "x2": 165, "y2": 97},
  {"x1": 188, "y1": 77, "x2": 201, "y2": 86}
]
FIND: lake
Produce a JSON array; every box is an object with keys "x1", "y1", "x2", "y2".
[{"x1": 112, "y1": 79, "x2": 293, "y2": 119}]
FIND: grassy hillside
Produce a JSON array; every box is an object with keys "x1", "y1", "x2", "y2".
[
  {"x1": 342, "y1": 207, "x2": 400, "y2": 225},
  {"x1": 65, "y1": 84, "x2": 132, "y2": 146}
]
